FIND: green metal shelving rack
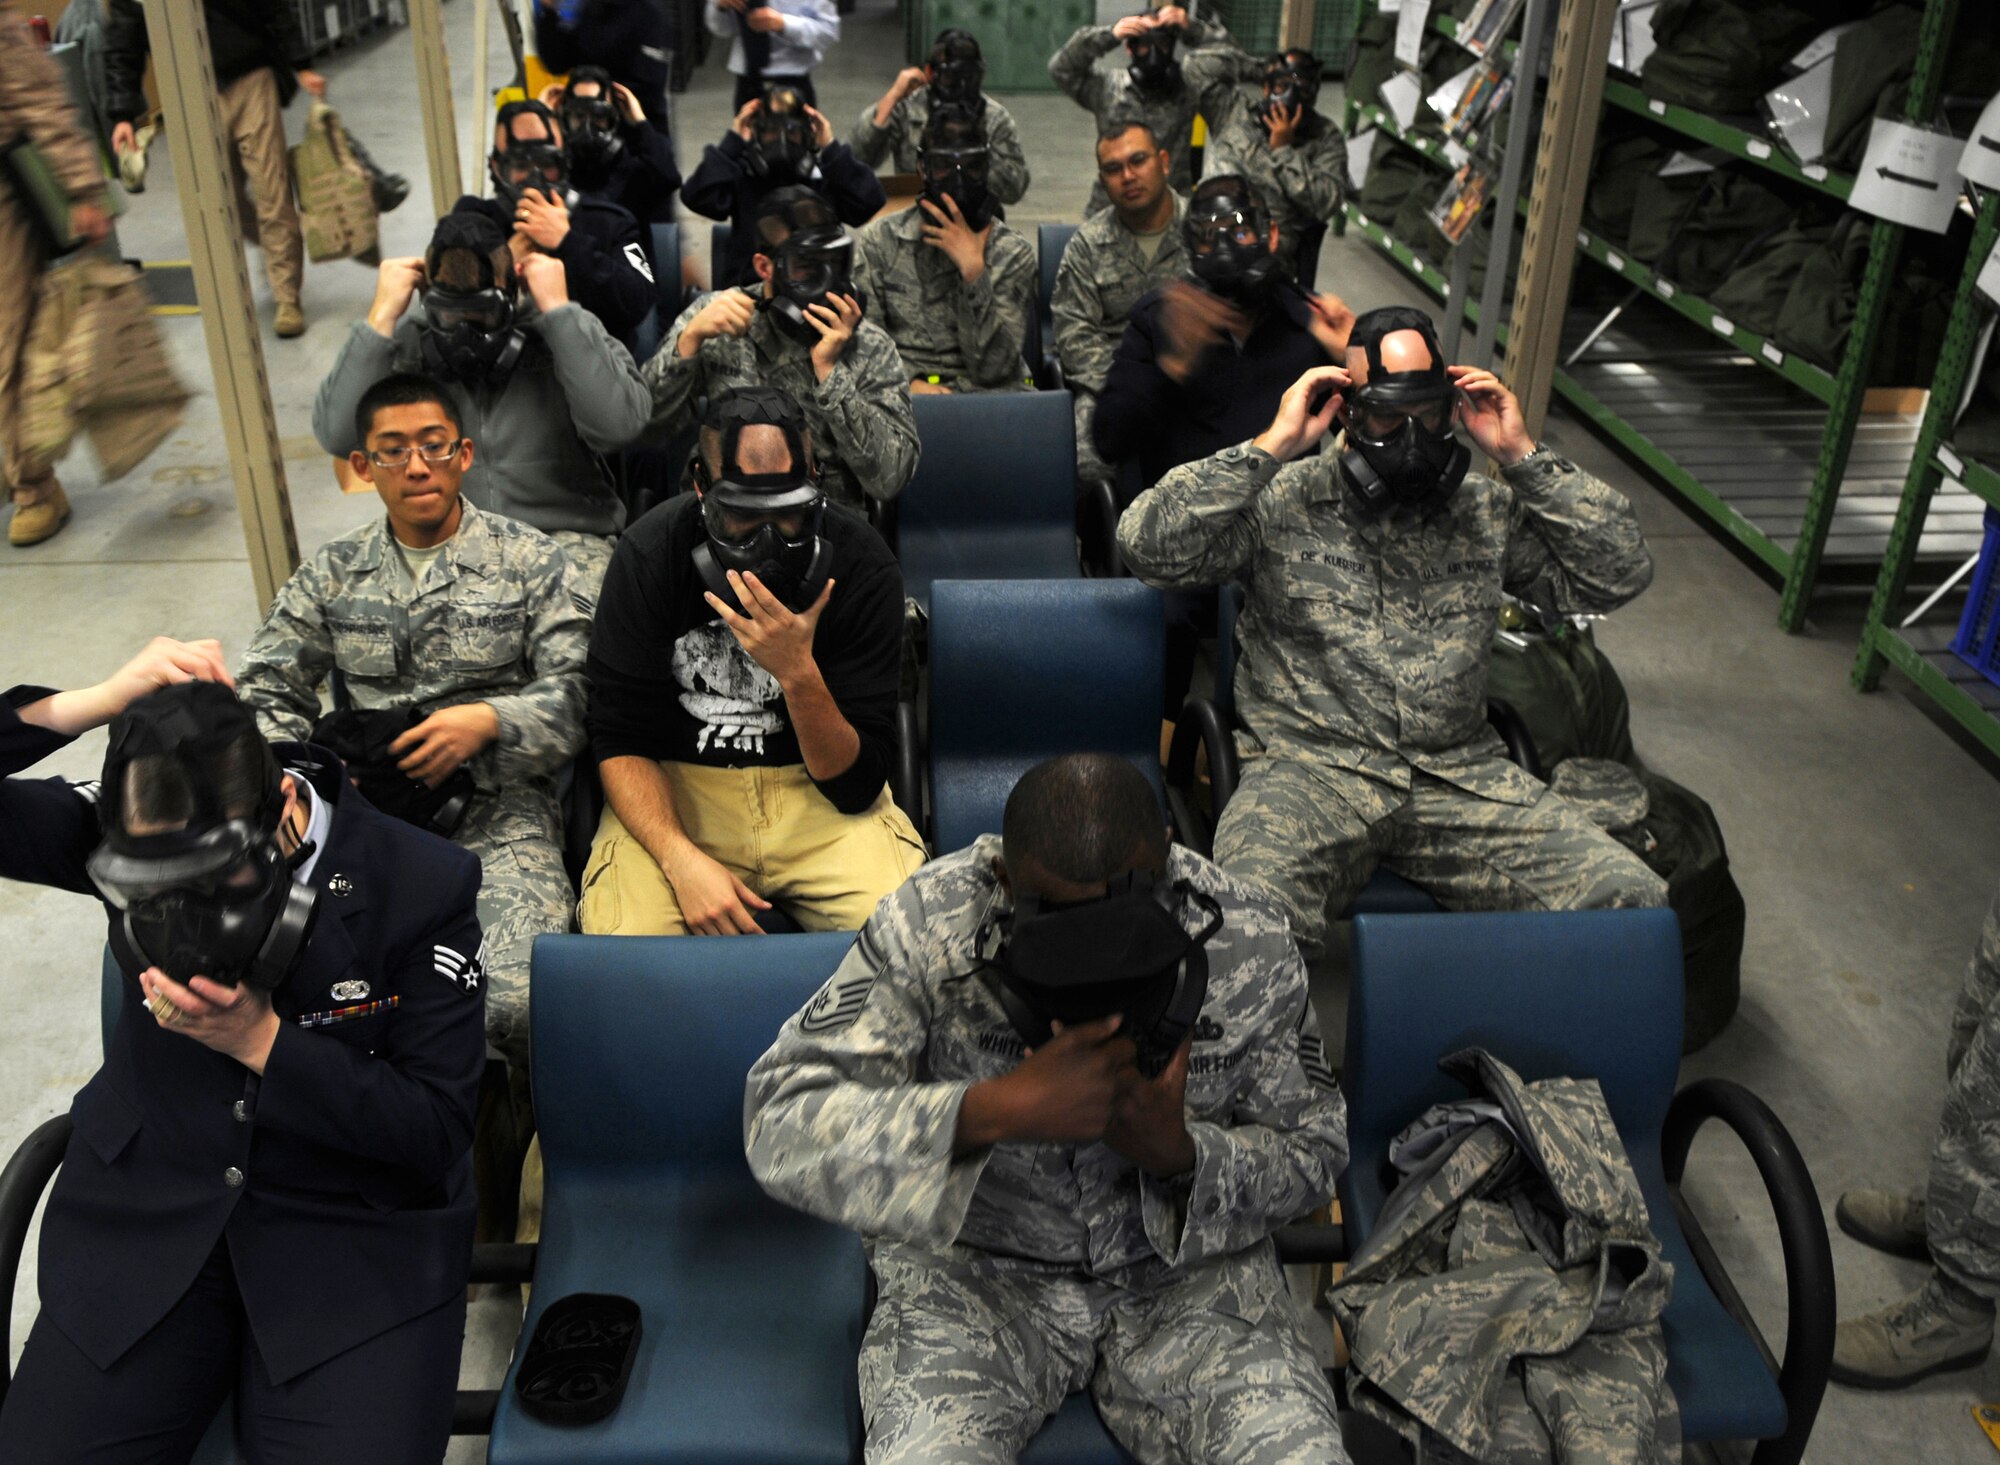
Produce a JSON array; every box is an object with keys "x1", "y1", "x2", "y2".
[
  {"x1": 1852, "y1": 191, "x2": 2000, "y2": 760},
  {"x1": 1342, "y1": 0, "x2": 1976, "y2": 629}
]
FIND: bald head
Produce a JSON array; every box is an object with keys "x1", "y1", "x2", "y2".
[{"x1": 1346, "y1": 327, "x2": 1434, "y2": 389}]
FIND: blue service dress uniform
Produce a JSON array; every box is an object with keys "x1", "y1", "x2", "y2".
[{"x1": 0, "y1": 687, "x2": 487, "y2": 1464}]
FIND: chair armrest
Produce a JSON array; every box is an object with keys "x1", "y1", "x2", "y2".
[
  {"x1": 1078, "y1": 479, "x2": 1123, "y2": 578},
  {"x1": 1485, "y1": 698, "x2": 1543, "y2": 781},
  {"x1": 894, "y1": 700, "x2": 924, "y2": 834},
  {"x1": 1164, "y1": 697, "x2": 1236, "y2": 856},
  {"x1": 1664, "y1": 1078, "x2": 1834, "y2": 1465},
  {"x1": 1273, "y1": 1221, "x2": 1346, "y2": 1265},
  {"x1": 471, "y1": 1242, "x2": 536, "y2": 1285},
  {"x1": 0, "y1": 1113, "x2": 72, "y2": 1404},
  {"x1": 870, "y1": 495, "x2": 899, "y2": 557}
]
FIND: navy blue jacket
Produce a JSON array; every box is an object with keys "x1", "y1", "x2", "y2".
[
  {"x1": 533, "y1": 0, "x2": 676, "y2": 133},
  {"x1": 456, "y1": 193, "x2": 656, "y2": 351},
  {"x1": 0, "y1": 689, "x2": 486, "y2": 1383},
  {"x1": 680, "y1": 133, "x2": 885, "y2": 286}
]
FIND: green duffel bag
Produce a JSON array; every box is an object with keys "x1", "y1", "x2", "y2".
[
  {"x1": 1345, "y1": 11, "x2": 1399, "y2": 111},
  {"x1": 1644, "y1": 170, "x2": 1796, "y2": 294},
  {"x1": 1707, "y1": 209, "x2": 1839, "y2": 337},
  {"x1": 1772, "y1": 209, "x2": 1872, "y2": 370},
  {"x1": 1583, "y1": 129, "x2": 1673, "y2": 246},
  {"x1": 1954, "y1": 359, "x2": 2000, "y2": 465},
  {"x1": 1390, "y1": 160, "x2": 1456, "y2": 268},
  {"x1": 1821, "y1": 4, "x2": 1922, "y2": 169},
  {"x1": 1640, "y1": 0, "x2": 1852, "y2": 113},
  {"x1": 1774, "y1": 206, "x2": 1966, "y2": 381},
  {"x1": 1486, "y1": 625, "x2": 1637, "y2": 769}
]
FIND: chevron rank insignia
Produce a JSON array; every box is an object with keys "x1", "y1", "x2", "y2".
[
  {"x1": 799, "y1": 930, "x2": 883, "y2": 1034},
  {"x1": 435, "y1": 941, "x2": 484, "y2": 994}
]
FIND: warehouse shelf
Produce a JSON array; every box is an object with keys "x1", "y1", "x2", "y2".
[
  {"x1": 1431, "y1": 11, "x2": 1518, "y2": 61},
  {"x1": 1350, "y1": 103, "x2": 1461, "y2": 169},
  {"x1": 1854, "y1": 189, "x2": 2000, "y2": 761},
  {"x1": 1599, "y1": 80, "x2": 1856, "y2": 202}
]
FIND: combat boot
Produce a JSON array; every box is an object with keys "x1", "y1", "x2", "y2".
[
  {"x1": 1836, "y1": 1187, "x2": 1931, "y2": 1260},
  {"x1": 275, "y1": 302, "x2": 305, "y2": 339},
  {"x1": 9, "y1": 481, "x2": 69, "y2": 547},
  {"x1": 1831, "y1": 1271, "x2": 1995, "y2": 1389}
]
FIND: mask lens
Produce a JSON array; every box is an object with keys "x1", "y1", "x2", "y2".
[
  {"x1": 429, "y1": 289, "x2": 509, "y2": 333},
  {"x1": 1357, "y1": 397, "x2": 1450, "y2": 439}
]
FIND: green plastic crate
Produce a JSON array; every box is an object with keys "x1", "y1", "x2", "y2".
[{"x1": 908, "y1": 0, "x2": 1096, "y2": 92}]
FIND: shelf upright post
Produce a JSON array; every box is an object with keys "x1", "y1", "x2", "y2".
[
  {"x1": 1778, "y1": 0, "x2": 1959, "y2": 632},
  {"x1": 1471, "y1": 0, "x2": 1551, "y2": 367},
  {"x1": 1854, "y1": 190, "x2": 2000, "y2": 691},
  {"x1": 410, "y1": 0, "x2": 464, "y2": 218},
  {"x1": 1496, "y1": 0, "x2": 1617, "y2": 443}
]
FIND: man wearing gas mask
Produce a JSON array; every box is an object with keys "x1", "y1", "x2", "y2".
[
  {"x1": 854, "y1": 28, "x2": 1030, "y2": 206},
  {"x1": 241, "y1": 373, "x2": 588, "y2": 1071},
  {"x1": 580, "y1": 385, "x2": 923, "y2": 938},
  {"x1": 456, "y1": 99, "x2": 654, "y2": 351},
  {"x1": 747, "y1": 752, "x2": 1348, "y2": 1464},
  {"x1": 554, "y1": 65, "x2": 683, "y2": 226},
  {"x1": 1051, "y1": 3, "x2": 1254, "y2": 214},
  {"x1": 854, "y1": 105, "x2": 1036, "y2": 396},
  {"x1": 1119, "y1": 308, "x2": 1668, "y2": 966},
  {"x1": 1053, "y1": 121, "x2": 1189, "y2": 502},
  {"x1": 649, "y1": 187, "x2": 919, "y2": 513},
  {"x1": 684, "y1": 81, "x2": 885, "y2": 287},
  {"x1": 314, "y1": 210, "x2": 651, "y2": 600},
  {"x1": 1204, "y1": 50, "x2": 1346, "y2": 283},
  {"x1": 0, "y1": 647, "x2": 485, "y2": 1460}
]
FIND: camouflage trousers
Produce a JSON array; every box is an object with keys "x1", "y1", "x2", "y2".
[
  {"x1": 458, "y1": 787, "x2": 574, "y2": 1068},
  {"x1": 547, "y1": 529, "x2": 615, "y2": 614},
  {"x1": 860, "y1": 1238, "x2": 1346, "y2": 1465},
  {"x1": 1928, "y1": 883, "x2": 2000, "y2": 1296},
  {"x1": 1215, "y1": 751, "x2": 1668, "y2": 963}
]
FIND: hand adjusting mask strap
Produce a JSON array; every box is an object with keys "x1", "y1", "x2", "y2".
[
  {"x1": 978, "y1": 870, "x2": 1223, "y2": 1077},
  {"x1": 927, "y1": 32, "x2": 985, "y2": 107},
  {"x1": 85, "y1": 682, "x2": 319, "y2": 992},
  {"x1": 419, "y1": 212, "x2": 526, "y2": 384},
  {"x1": 691, "y1": 384, "x2": 831, "y2": 614},
  {"x1": 753, "y1": 188, "x2": 859, "y2": 345},
  {"x1": 748, "y1": 86, "x2": 818, "y2": 181},
  {"x1": 920, "y1": 135, "x2": 997, "y2": 230},
  {"x1": 1253, "y1": 51, "x2": 1322, "y2": 128},
  {"x1": 1127, "y1": 25, "x2": 1182, "y2": 92},
  {"x1": 490, "y1": 101, "x2": 575, "y2": 209},
  {"x1": 1339, "y1": 304, "x2": 1470, "y2": 517}
]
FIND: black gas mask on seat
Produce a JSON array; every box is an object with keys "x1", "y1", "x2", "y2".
[
  {"x1": 1183, "y1": 175, "x2": 1280, "y2": 306},
  {"x1": 691, "y1": 384, "x2": 832, "y2": 614},
  {"x1": 979, "y1": 869, "x2": 1222, "y2": 1078},
  {"x1": 1253, "y1": 50, "x2": 1322, "y2": 129},
  {"x1": 747, "y1": 85, "x2": 818, "y2": 181},
  {"x1": 918, "y1": 104, "x2": 997, "y2": 231},
  {"x1": 490, "y1": 101, "x2": 574, "y2": 209},
  {"x1": 752, "y1": 187, "x2": 860, "y2": 346},
  {"x1": 418, "y1": 212, "x2": 526, "y2": 384},
  {"x1": 927, "y1": 28, "x2": 986, "y2": 108},
  {"x1": 1338, "y1": 305, "x2": 1471, "y2": 517},
  {"x1": 85, "y1": 682, "x2": 319, "y2": 992},
  {"x1": 1126, "y1": 25, "x2": 1182, "y2": 93},
  {"x1": 558, "y1": 68, "x2": 626, "y2": 185}
]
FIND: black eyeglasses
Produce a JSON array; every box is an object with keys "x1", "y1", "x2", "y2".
[{"x1": 367, "y1": 438, "x2": 464, "y2": 469}]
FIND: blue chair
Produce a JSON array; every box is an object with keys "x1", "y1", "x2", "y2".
[
  {"x1": 901, "y1": 579, "x2": 1165, "y2": 855},
  {"x1": 1165, "y1": 584, "x2": 1539, "y2": 916},
  {"x1": 1343, "y1": 910, "x2": 1833, "y2": 1465},
  {"x1": 628, "y1": 220, "x2": 683, "y2": 363},
  {"x1": 893, "y1": 391, "x2": 1095, "y2": 611},
  {"x1": 489, "y1": 933, "x2": 868, "y2": 1465},
  {"x1": 710, "y1": 221, "x2": 736, "y2": 286},
  {"x1": 1034, "y1": 223, "x2": 1077, "y2": 390}
]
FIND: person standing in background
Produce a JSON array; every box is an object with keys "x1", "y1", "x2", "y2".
[
  {"x1": 0, "y1": 10, "x2": 112, "y2": 549},
  {"x1": 533, "y1": 0, "x2": 676, "y2": 136},
  {"x1": 709, "y1": 0, "x2": 839, "y2": 112}
]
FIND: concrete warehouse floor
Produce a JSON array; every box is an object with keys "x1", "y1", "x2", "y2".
[{"x1": 4, "y1": 2, "x2": 2000, "y2": 1461}]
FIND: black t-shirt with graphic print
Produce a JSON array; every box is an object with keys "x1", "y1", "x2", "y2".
[{"x1": 585, "y1": 493, "x2": 905, "y2": 815}]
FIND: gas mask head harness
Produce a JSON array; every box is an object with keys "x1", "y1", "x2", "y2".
[
  {"x1": 927, "y1": 28, "x2": 986, "y2": 108},
  {"x1": 1254, "y1": 49, "x2": 1322, "y2": 129},
  {"x1": 691, "y1": 384, "x2": 832, "y2": 614},
  {"x1": 1126, "y1": 18, "x2": 1182, "y2": 93},
  {"x1": 420, "y1": 211, "x2": 526, "y2": 385},
  {"x1": 918, "y1": 104, "x2": 996, "y2": 231},
  {"x1": 1183, "y1": 174, "x2": 1279, "y2": 306},
  {"x1": 1338, "y1": 305, "x2": 1471, "y2": 517},
  {"x1": 491, "y1": 100, "x2": 573, "y2": 209},
  {"x1": 558, "y1": 67, "x2": 625, "y2": 182},
  {"x1": 752, "y1": 186, "x2": 859, "y2": 345},
  {"x1": 86, "y1": 682, "x2": 319, "y2": 992},
  {"x1": 747, "y1": 84, "x2": 818, "y2": 181},
  {"x1": 978, "y1": 867, "x2": 1222, "y2": 1078}
]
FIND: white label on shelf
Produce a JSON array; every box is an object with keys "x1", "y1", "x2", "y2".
[
  {"x1": 1376, "y1": 0, "x2": 1403, "y2": 12},
  {"x1": 1577, "y1": 230, "x2": 1589, "y2": 247},
  {"x1": 1395, "y1": 0, "x2": 1433, "y2": 68},
  {"x1": 1656, "y1": 279, "x2": 1677, "y2": 298},
  {"x1": 1803, "y1": 164, "x2": 1830, "y2": 181},
  {"x1": 324, "y1": 4, "x2": 337, "y2": 33},
  {"x1": 1605, "y1": 250, "x2": 1626, "y2": 272},
  {"x1": 1761, "y1": 341, "x2": 1785, "y2": 366},
  {"x1": 1444, "y1": 140, "x2": 1471, "y2": 169},
  {"x1": 1649, "y1": 99, "x2": 1667, "y2": 115},
  {"x1": 1712, "y1": 313, "x2": 1737, "y2": 336},
  {"x1": 1940, "y1": 444, "x2": 1966, "y2": 478},
  {"x1": 1746, "y1": 139, "x2": 1773, "y2": 159},
  {"x1": 1851, "y1": 118, "x2": 1961, "y2": 233},
  {"x1": 1961, "y1": 94, "x2": 2000, "y2": 189}
]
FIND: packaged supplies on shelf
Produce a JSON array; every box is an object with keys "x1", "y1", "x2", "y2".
[
  {"x1": 1582, "y1": 126, "x2": 1674, "y2": 246},
  {"x1": 1357, "y1": 144, "x2": 1445, "y2": 227},
  {"x1": 1631, "y1": 167, "x2": 1793, "y2": 295},
  {"x1": 1639, "y1": 0, "x2": 1862, "y2": 115},
  {"x1": 1770, "y1": 206, "x2": 1964, "y2": 383},
  {"x1": 289, "y1": 101, "x2": 379, "y2": 264},
  {"x1": 1706, "y1": 208, "x2": 1839, "y2": 338}
]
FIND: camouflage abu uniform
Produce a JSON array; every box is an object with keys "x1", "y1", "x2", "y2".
[
  {"x1": 1201, "y1": 97, "x2": 1346, "y2": 284},
  {"x1": 1118, "y1": 442, "x2": 1668, "y2": 961},
  {"x1": 746, "y1": 838, "x2": 1349, "y2": 1465},
  {"x1": 1050, "y1": 20, "x2": 1254, "y2": 214},
  {"x1": 853, "y1": 208, "x2": 1037, "y2": 394},
  {"x1": 1928, "y1": 882, "x2": 2000, "y2": 1296},
  {"x1": 1051, "y1": 192, "x2": 1188, "y2": 491},
  {"x1": 851, "y1": 91, "x2": 1031, "y2": 205},
  {"x1": 236, "y1": 502, "x2": 590, "y2": 1067},
  {"x1": 647, "y1": 290, "x2": 920, "y2": 512}
]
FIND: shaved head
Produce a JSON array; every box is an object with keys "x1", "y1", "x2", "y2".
[
  {"x1": 698, "y1": 420, "x2": 803, "y2": 480},
  {"x1": 1346, "y1": 327, "x2": 1434, "y2": 388}
]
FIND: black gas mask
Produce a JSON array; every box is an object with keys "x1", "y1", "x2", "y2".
[
  {"x1": 692, "y1": 385, "x2": 832, "y2": 614},
  {"x1": 559, "y1": 71, "x2": 625, "y2": 184},
  {"x1": 419, "y1": 213, "x2": 527, "y2": 384},
  {"x1": 1338, "y1": 306, "x2": 1472, "y2": 517},
  {"x1": 309, "y1": 707, "x2": 476, "y2": 838},
  {"x1": 1253, "y1": 51, "x2": 1322, "y2": 130},
  {"x1": 752, "y1": 188, "x2": 859, "y2": 345},
  {"x1": 927, "y1": 30, "x2": 985, "y2": 107},
  {"x1": 979, "y1": 869, "x2": 1222, "y2": 1078},
  {"x1": 921, "y1": 141, "x2": 996, "y2": 231},
  {"x1": 491, "y1": 102, "x2": 574, "y2": 209},
  {"x1": 85, "y1": 682, "x2": 319, "y2": 992},
  {"x1": 1184, "y1": 177, "x2": 1279, "y2": 305},
  {"x1": 1126, "y1": 25, "x2": 1182, "y2": 92},
  {"x1": 748, "y1": 87, "x2": 818, "y2": 181}
]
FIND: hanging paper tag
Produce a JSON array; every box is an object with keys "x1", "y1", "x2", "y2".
[
  {"x1": 1379, "y1": 70, "x2": 1425, "y2": 133},
  {"x1": 1961, "y1": 94, "x2": 2000, "y2": 190},
  {"x1": 1395, "y1": 0, "x2": 1434, "y2": 68},
  {"x1": 1347, "y1": 129, "x2": 1382, "y2": 192},
  {"x1": 1850, "y1": 119, "x2": 1960, "y2": 234}
]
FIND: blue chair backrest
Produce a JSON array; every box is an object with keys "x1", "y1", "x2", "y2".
[
  {"x1": 630, "y1": 220, "x2": 682, "y2": 362},
  {"x1": 1341, "y1": 909, "x2": 1685, "y2": 1235},
  {"x1": 1037, "y1": 223, "x2": 1075, "y2": 369},
  {"x1": 928, "y1": 579, "x2": 1164, "y2": 854},
  {"x1": 710, "y1": 221, "x2": 735, "y2": 285},
  {"x1": 898, "y1": 392, "x2": 1080, "y2": 611},
  {"x1": 530, "y1": 932, "x2": 856, "y2": 1173}
]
